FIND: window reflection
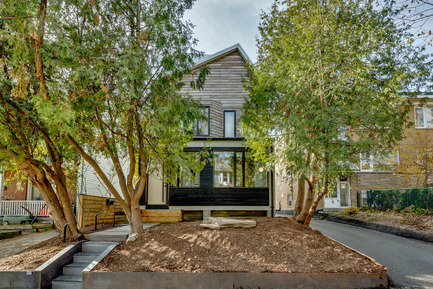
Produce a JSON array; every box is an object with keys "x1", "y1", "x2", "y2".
[{"x1": 213, "y1": 151, "x2": 268, "y2": 188}]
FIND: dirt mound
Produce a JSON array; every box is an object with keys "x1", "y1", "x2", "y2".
[{"x1": 95, "y1": 217, "x2": 385, "y2": 274}]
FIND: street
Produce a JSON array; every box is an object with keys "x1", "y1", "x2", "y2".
[{"x1": 311, "y1": 220, "x2": 433, "y2": 289}]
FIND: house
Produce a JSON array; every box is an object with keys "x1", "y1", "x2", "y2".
[
  {"x1": 77, "y1": 44, "x2": 273, "y2": 221},
  {"x1": 274, "y1": 93, "x2": 433, "y2": 214},
  {"x1": 0, "y1": 170, "x2": 57, "y2": 218}
]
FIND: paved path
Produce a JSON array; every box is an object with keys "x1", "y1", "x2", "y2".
[
  {"x1": 86, "y1": 223, "x2": 158, "y2": 242},
  {"x1": 0, "y1": 230, "x2": 58, "y2": 258},
  {"x1": 311, "y1": 220, "x2": 433, "y2": 289}
]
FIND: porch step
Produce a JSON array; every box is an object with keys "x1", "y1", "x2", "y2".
[
  {"x1": 82, "y1": 241, "x2": 117, "y2": 253},
  {"x1": 52, "y1": 275, "x2": 81, "y2": 289},
  {"x1": 73, "y1": 252, "x2": 99, "y2": 263},
  {"x1": 51, "y1": 241, "x2": 119, "y2": 289},
  {"x1": 63, "y1": 262, "x2": 88, "y2": 275}
]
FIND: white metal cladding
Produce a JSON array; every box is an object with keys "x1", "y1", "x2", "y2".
[{"x1": 0, "y1": 200, "x2": 49, "y2": 216}]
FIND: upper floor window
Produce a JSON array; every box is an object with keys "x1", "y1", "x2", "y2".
[
  {"x1": 196, "y1": 107, "x2": 210, "y2": 136},
  {"x1": 359, "y1": 150, "x2": 399, "y2": 172},
  {"x1": 224, "y1": 111, "x2": 236, "y2": 137},
  {"x1": 415, "y1": 106, "x2": 433, "y2": 128}
]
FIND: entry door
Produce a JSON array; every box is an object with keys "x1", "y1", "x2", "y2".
[{"x1": 324, "y1": 179, "x2": 350, "y2": 208}]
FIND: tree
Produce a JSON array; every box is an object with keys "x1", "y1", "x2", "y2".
[
  {"x1": 32, "y1": 0, "x2": 208, "y2": 235},
  {"x1": 241, "y1": 0, "x2": 431, "y2": 226},
  {"x1": 396, "y1": 130, "x2": 433, "y2": 187},
  {"x1": 0, "y1": 0, "x2": 81, "y2": 238},
  {"x1": 394, "y1": 0, "x2": 433, "y2": 45}
]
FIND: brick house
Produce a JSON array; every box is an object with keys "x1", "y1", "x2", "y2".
[{"x1": 275, "y1": 94, "x2": 433, "y2": 214}]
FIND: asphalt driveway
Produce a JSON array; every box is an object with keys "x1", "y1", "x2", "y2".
[{"x1": 311, "y1": 219, "x2": 433, "y2": 289}]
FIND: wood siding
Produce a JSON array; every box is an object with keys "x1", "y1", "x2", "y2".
[{"x1": 181, "y1": 51, "x2": 248, "y2": 138}]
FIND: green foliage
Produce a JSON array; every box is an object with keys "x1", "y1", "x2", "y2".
[
  {"x1": 367, "y1": 188, "x2": 433, "y2": 213},
  {"x1": 241, "y1": 0, "x2": 431, "y2": 198},
  {"x1": 341, "y1": 207, "x2": 360, "y2": 216}
]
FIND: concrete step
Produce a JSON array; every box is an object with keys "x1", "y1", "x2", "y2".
[
  {"x1": 82, "y1": 241, "x2": 118, "y2": 253},
  {"x1": 52, "y1": 275, "x2": 81, "y2": 289},
  {"x1": 85, "y1": 234, "x2": 129, "y2": 242},
  {"x1": 63, "y1": 262, "x2": 88, "y2": 275},
  {"x1": 73, "y1": 252, "x2": 99, "y2": 263}
]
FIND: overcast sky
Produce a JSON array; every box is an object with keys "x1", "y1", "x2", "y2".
[{"x1": 185, "y1": 0, "x2": 433, "y2": 64}]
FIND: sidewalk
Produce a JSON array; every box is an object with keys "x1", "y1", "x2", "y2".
[{"x1": 0, "y1": 230, "x2": 57, "y2": 258}]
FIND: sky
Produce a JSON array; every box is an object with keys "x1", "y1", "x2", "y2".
[
  {"x1": 184, "y1": 0, "x2": 274, "y2": 63},
  {"x1": 184, "y1": 0, "x2": 433, "y2": 64}
]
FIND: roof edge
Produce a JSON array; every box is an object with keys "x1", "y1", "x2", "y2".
[{"x1": 192, "y1": 43, "x2": 251, "y2": 69}]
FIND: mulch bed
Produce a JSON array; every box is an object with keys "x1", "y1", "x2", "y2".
[
  {"x1": 335, "y1": 211, "x2": 433, "y2": 236},
  {"x1": 95, "y1": 217, "x2": 385, "y2": 274},
  {"x1": 0, "y1": 223, "x2": 120, "y2": 271}
]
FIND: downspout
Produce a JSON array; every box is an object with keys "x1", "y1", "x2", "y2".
[
  {"x1": 0, "y1": 169, "x2": 4, "y2": 201},
  {"x1": 270, "y1": 170, "x2": 274, "y2": 217}
]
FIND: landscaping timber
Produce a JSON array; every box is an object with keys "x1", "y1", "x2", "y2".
[{"x1": 200, "y1": 217, "x2": 256, "y2": 229}]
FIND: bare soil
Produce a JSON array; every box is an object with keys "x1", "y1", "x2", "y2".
[
  {"x1": 95, "y1": 217, "x2": 385, "y2": 274},
  {"x1": 0, "y1": 223, "x2": 120, "y2": 271},
  {"x1": 337, "y1": 211, "x2": 433, "y2": 236}
]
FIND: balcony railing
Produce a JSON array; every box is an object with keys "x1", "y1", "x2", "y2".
[{"x1": 0, "y1": 200, "x2": 49, "y2": 216}]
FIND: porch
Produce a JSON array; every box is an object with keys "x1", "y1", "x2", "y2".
[{"x1": 0, "y1": 200, "x2": 50, "y2": 217}]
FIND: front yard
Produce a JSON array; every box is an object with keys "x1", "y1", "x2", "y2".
[{"x1": 94, "y1": 217, "x2": 384, "y2": 274}]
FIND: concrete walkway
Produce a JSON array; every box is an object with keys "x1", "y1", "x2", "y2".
[
  {"x1": 311, "y1": 219, "x2": 433, "y2": 289},
  {"x1": 85, "y1": 223, "x2": 158, "y2": 242}
]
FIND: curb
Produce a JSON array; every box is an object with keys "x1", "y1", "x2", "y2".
[{"x1": 326, "y1": 215, "x2": 433, "y2": 243}]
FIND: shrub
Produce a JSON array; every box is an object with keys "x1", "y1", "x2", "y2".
[{"x1": 342, "y1": 207, "x2": 360, "y2": 215}]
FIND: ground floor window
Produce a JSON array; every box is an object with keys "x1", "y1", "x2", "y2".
[{"x1": 213, "y1": 151, "x2": 268, "y2": 188}]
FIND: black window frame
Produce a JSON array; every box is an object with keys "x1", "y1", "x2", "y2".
[
  {"x1": 223, "y1": 110, "x2": 236, "y2": 138},
  {"x1": 196, "y1": 106, "x2": 210, "y2": 136},
  {"x1": 212, "y1": 150, "x2": 268, "y2": 188}
]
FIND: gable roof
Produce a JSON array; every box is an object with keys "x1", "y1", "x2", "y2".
[{"x1": 192, "y1": 43, "x2": 251, "y2": 69}]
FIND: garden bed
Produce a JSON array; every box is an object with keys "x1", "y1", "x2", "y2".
[
  {"x1": 95, "y1": 217, "x2": 385, "y2": 274},
  {"x1": 328, "y1": 210, "x2": 433, "y2": 242}
]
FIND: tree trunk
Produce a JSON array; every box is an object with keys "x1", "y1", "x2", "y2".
[
  {"x1": 52, "y1": 173, "x2": 81, "y2": 238},
  {"x1": 303, "y1": 187, "x2": 328, "y2": 226},
  {"x1": 17, "y1": 160, "x2": 81, "y2": 239},
  {"x1": 296, "y1": 179, "x2": 315, "y2": 224},
  {"x1": 293, "y1": 178, "x2": 305, "y2": 218},
  {"x1": 128, "y1": 200, "x2": 143, "y2": 234}
]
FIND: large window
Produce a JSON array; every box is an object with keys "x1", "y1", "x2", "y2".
[
  {"x1": 173, "y1": 152, "x2": 201, "y2": 188},
  {"x1": 224, "y1": 111, "x2": 236, "y2": 137},
  {"x1": 359, "y1": 150, "x2": 399, "y2": 172},
  {"x1": 196, "y1": 107, "x2": 210, "y2": 136},
  {"x1": 213, "y1": 151, "x2": 267, "y2": 188},
  {"x1": 415, "y1": 106, "x2": 433, "y2": 128}
]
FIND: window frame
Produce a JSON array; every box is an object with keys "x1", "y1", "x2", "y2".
[
  {"x1": 223, "y1": 110, "x2": 236, "y2": 138},
  {"x1": 359, "y1": 150, "x2": 399, "y2": 172},
  {"x1": 415, "y1": 106, "x2": 433, "y2": 129},
  {"x1": 196, "y1": 106, "x2": 210, "y2": 136},
  {"x1": 212, "y1": 150, "x2": 268, "y2": 188}
]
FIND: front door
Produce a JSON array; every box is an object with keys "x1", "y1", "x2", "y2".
[{"x1": 324, "y1": 178, "x2": 350, "y2": 208}]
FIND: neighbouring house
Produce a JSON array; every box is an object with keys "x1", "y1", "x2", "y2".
[
  {"x1": 77, "y1": 44, "x2": 273, "y2": 221},
  {"x1": 0, "y1": 170, "x2": 61, "y2": 217},
  {"x1": 274, "y1": 93, "x2": 433, "y2": 214}
]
